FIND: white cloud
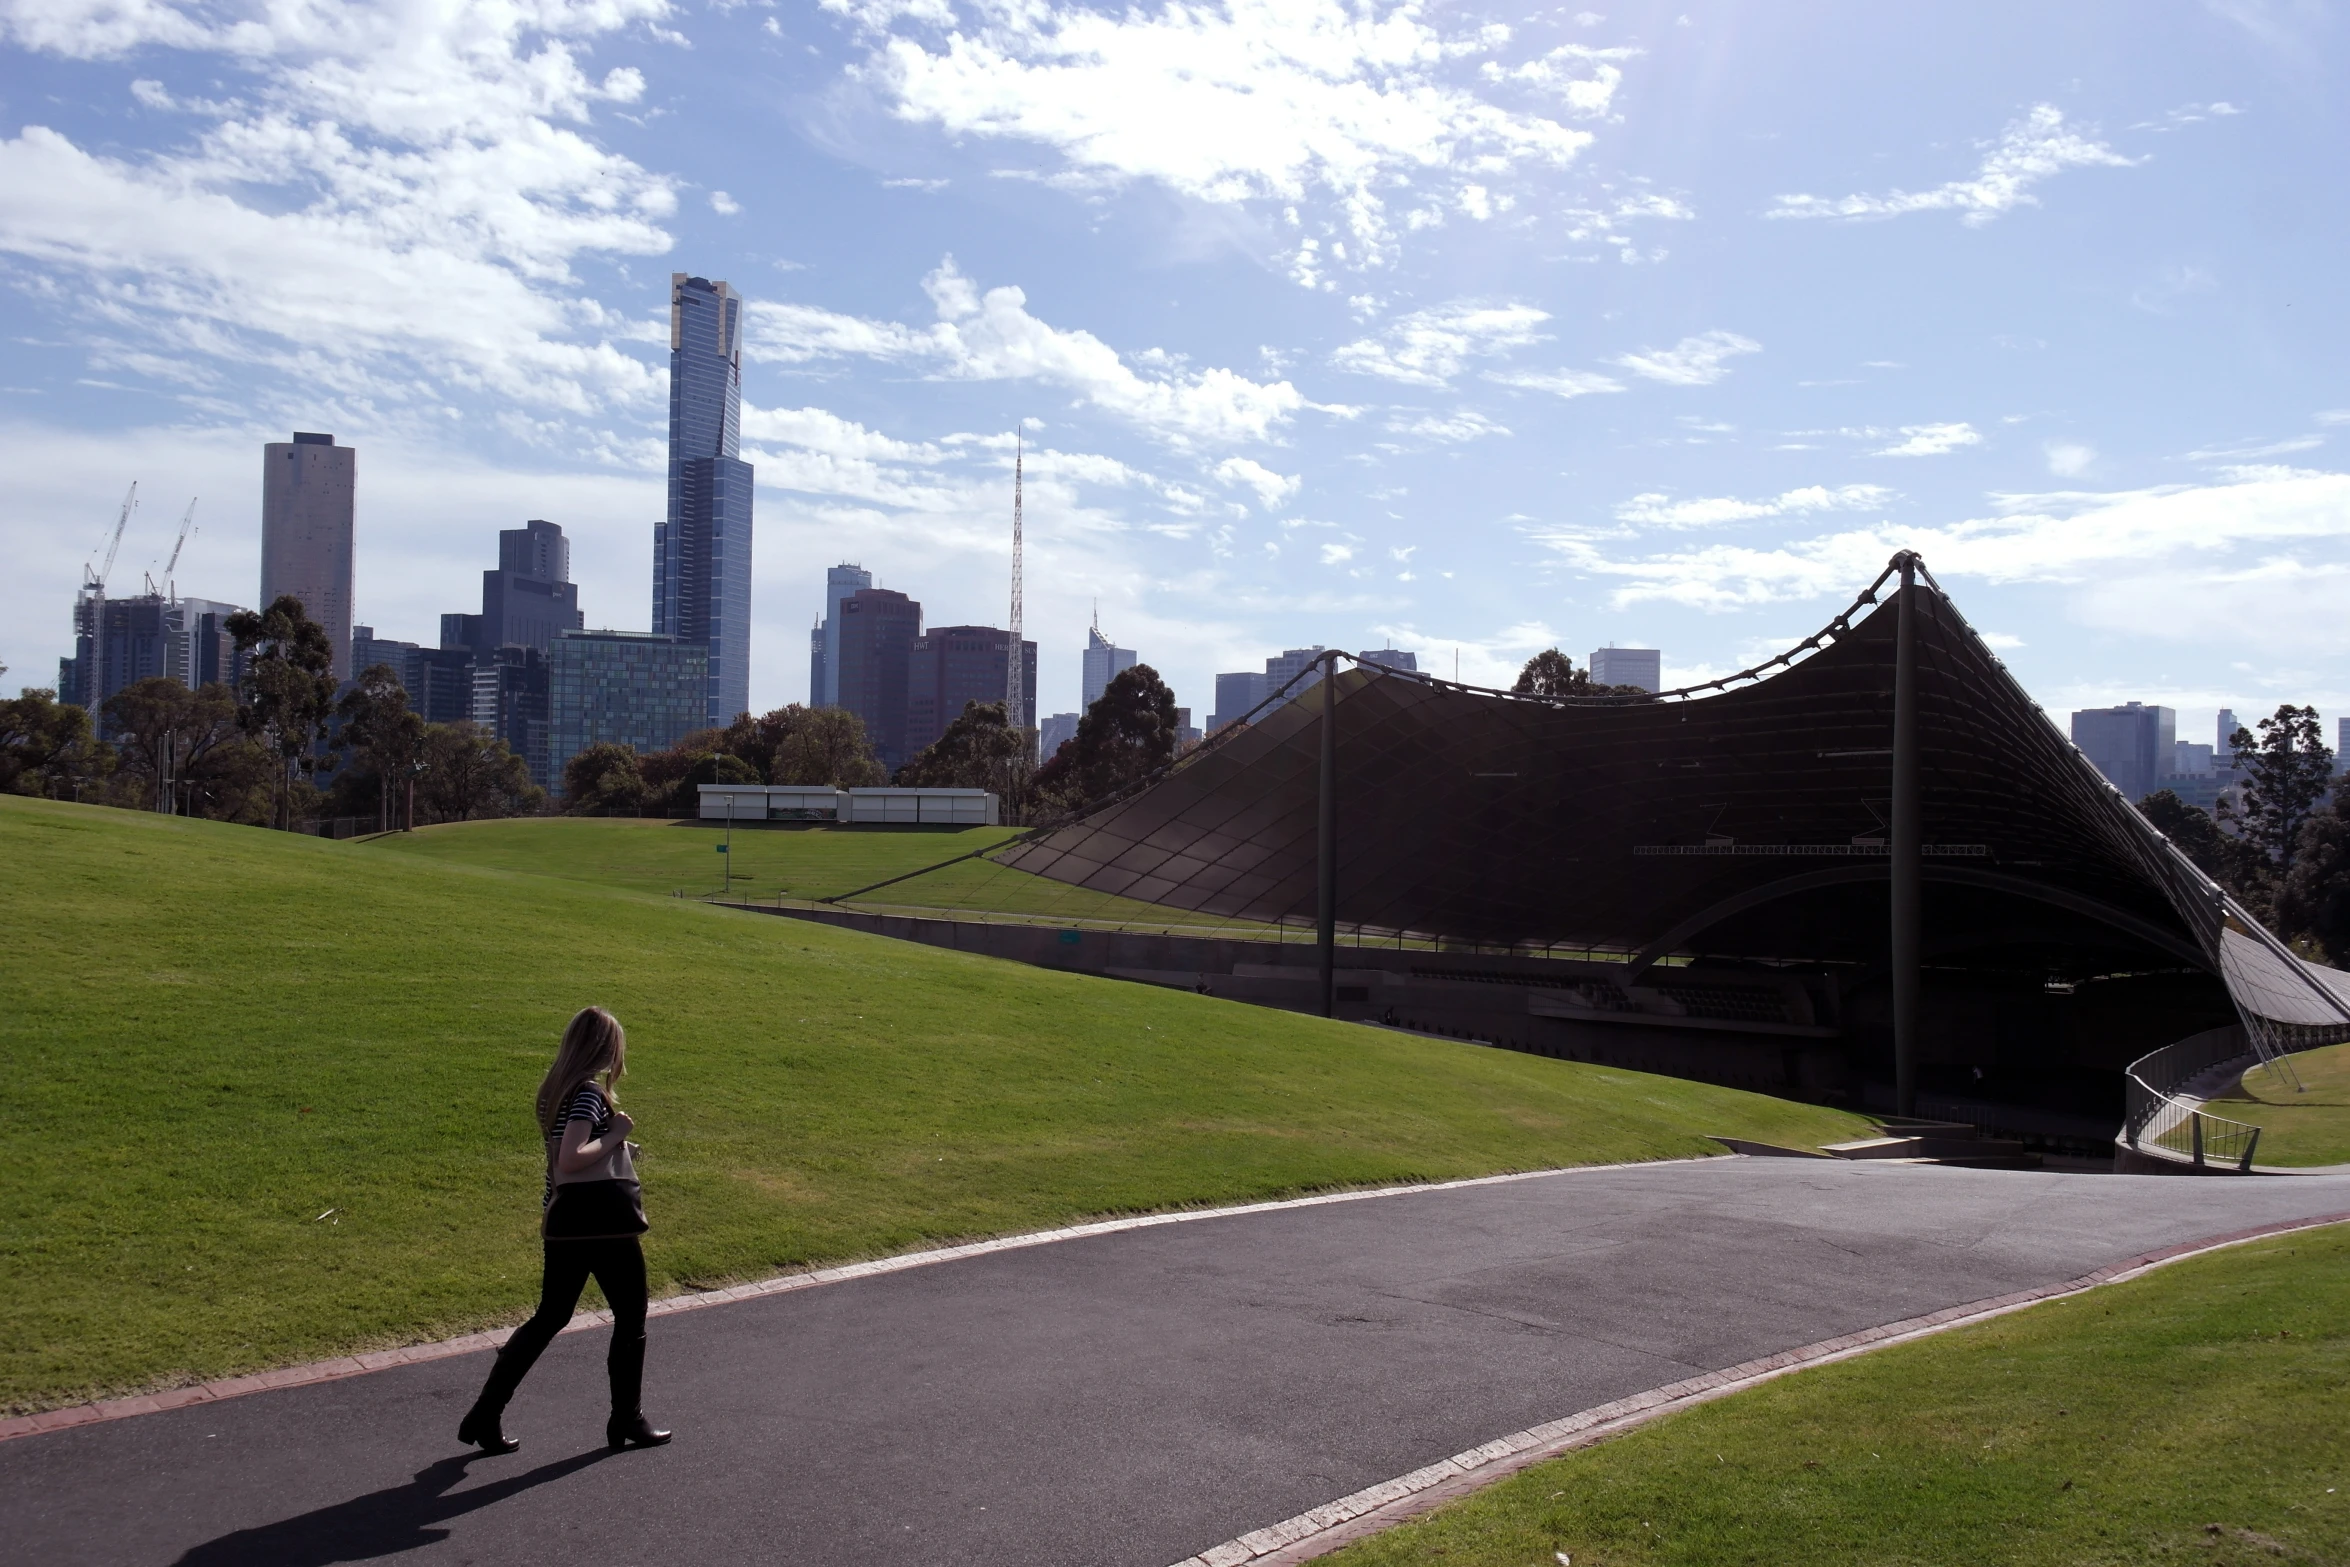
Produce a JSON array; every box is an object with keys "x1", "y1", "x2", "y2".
[
  {"x1": 1331, "y1": 301, "x2": 1550, "y2": 387},
  {"x1": 1386, "y1": 409, "x2": 1509, "y2": 442},
  {"x1": 749, "y1": 258, "x2": 1303, "y2": 448},
  {"x1": 2186, "y1": 434, "x2": 2323, "y2": 461},
  {"x1": 1768, "y1": 105, "x2": 2137, "y2": 227},
  {"x1": 0, "y1": 0, "x2": 677, "y2": 434},
  {"x1": 1480, "y1": 43, "x2": 1637, "y2": 118},
  {"x1": 1612, "y1": 330, "x2": 1759, "y2": 386},
  {"x1": 2045, "y1": 441, "x2": 2095, "y2": 477},
  {"x1": 834, "y1": 0, "x2": 1609, "y2": 274},
  {"x1": 1213, "y1": 456, "x2": 1301, "y2": 509},
  {"x1": 1616, "y1": 483, "x2": 1893, "y2": 529},
  {"x1": 710, "y1": 190, "x2": 742, "y2": 214},
  {"x1": 1532, "y1": 467, "x2": 2350, "y2": 616},
  {"x1": 1488, "y1": 368, "x2": 1623, "y2": 399},
  {"x1": 2317, "y1": 410, "x2": 2350, "y2": 427},
  {"x1": 1875, "y1": 422, "x2": 1980, "y2": 457},
  {"x1": 1320, "y1": 542, "x2": 1355, "y2": 565}
]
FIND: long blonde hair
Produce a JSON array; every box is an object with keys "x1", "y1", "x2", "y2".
[{"x1": 536, "y1": 1006, "x2": 627, "y2": 1135}]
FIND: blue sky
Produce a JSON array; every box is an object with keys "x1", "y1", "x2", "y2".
[{"x1": 2, "y1": 0, "x2": 2345, "y2": 743}]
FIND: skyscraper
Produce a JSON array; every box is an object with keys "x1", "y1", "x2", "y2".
[
  {"x1": 2071, "y1": 702, "x2": 2175, "y2": 803},
  {"x1": 907, "y1": 626, "x2": 1037, "y2": 756},
  {"x1": 481, "y1": 520, "x2": 581, "y2": 654},
  {"x1": 653, "y1": 274, "x2": 753, "y2": 727},
  {"x1": 1081, "y1": 620, "x2": 1138, "y2": 710},
  {"x1": 2218, "y1": 709, "x2": 2240, "y2": 756},
  {"x1": 811, "y1": 562, "x2": 873, "y2": 706},
  {"x1": 1263, "y1": 646, "x2": 1327, "y2": 695},
  {"x1": 474, "y1": 644, "x2": 552, "y2": 785},
  {"x1": 261, "y1": 432, "x2": 356, "y2": 679},
  {"x1": 836, "y1": 587, "x2": 922, "y2": 770},
  {"x1": 1590, "y1": 646, "x2": 1662, "y2": 692},
  {"x1": 549, "y1": 629, "x2": 708, "y2": 791},
  {"x1": 1357, "y1": 649, "x2": 1419, "y2": 673},
  {"x1": 1208, "y1": 671, "x2": 1268, "y2": 733}
]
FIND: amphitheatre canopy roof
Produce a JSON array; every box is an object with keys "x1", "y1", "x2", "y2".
[{"x1": 1005, "y1": 556, "x2": 2350, "y2": 1031}]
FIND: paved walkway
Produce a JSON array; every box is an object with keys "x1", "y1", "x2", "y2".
[{"x1": 7, "y1": 1159, "x2": 2348, "y2": 1567}]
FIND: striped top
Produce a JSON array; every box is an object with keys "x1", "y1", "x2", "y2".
[{"x1": 543, "y1": 1083, "x2": 614, "y2": 1209}]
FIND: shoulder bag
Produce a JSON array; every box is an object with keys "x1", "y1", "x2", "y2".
[{"x1": 542, "y1": 1114, "x2": 648, "y2": 1241}]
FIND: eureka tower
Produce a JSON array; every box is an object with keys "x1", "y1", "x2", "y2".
[{"x1": 653, "y1": 273, "x2": 754, "y2": 726}]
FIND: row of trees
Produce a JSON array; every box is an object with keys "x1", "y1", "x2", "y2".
[
  {"x1": 559, "y1": 662, "x2": 1187, "y2": 824},
  {"x1": 2140, "y1": 704, "x2": 2350, "y2": 963},
  {"x1": 0, "y1": 596, "x2": 540, "y2": 828}
]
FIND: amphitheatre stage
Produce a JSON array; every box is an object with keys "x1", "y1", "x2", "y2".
[{"x1": 795, "y1": 554, "x2": 2350, "y2": 1152}]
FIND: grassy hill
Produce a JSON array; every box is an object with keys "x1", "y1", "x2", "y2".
[
  {"x1": 2213, "y1": 1043, "x2": 2350, "y2": 1167},
  {"x1": 372, "y1": 815, "x2": 1258, "y2": 930},
  {"x1": 1, "y1": 800, "x2": 1867, "y2": 1414}
]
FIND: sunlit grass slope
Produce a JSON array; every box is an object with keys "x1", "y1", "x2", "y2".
[
  {"x1": 372, "y1": 815, "x2": 1230, "y2": 927},
  {"x1": 1, "y1": 797, "x2": 1867, "y2": 1414},
  {"x1": 1330, "y1": 1222, "x2": 2350, "y2": 1567},
  {"x1": 2214, "y1": 1042, "x2": 2350, "y2": 1167}
]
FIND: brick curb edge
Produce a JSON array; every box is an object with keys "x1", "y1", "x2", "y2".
[
  {"x1": 0, "y1": 1159, "x2": 1694, "y2": 1444},
  {"x1": 1164, "y1": 1208, "x2": 2350, "y2": 1567}
]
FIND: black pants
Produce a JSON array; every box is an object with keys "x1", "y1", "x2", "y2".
[{"x1": 471, "y1": 1238, "x2": 649, "y2": 1420}]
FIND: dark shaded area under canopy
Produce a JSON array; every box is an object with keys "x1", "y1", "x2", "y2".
[{"x1": 1003, "y1": 561, "x2": 2348, "y2": 1127}]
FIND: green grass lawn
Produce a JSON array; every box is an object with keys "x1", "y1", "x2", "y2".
[
  {"x1": 371, "y1": 815, "x2": 1256, "y2": 930},
  {"x1": 2211, "y1": 1043, "x2": 2350, "y2": 1167},
  {"x1": 0, "y1": 798, "x2": 1869, "y2": 1414},
  {"x1": 1329, "y1": 1223, "x2": 2350, "y2": 1567}
]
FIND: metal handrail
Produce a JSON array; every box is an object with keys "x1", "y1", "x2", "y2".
[{"x1": 2122, "y1": 1026, "x2": 2264, "y2": 1172}]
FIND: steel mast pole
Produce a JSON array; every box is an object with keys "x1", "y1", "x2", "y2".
[
  {"x1": 1317, "y1": 651, "x2": 1339, "y2": 1019},
  {"x1": 1892, "y1": 553, "x2": 1922, "y2": 1119}
]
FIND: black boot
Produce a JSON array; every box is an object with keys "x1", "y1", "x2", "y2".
[
  {"x1": 457, "y1": 1403, "x2": 521, "y2": 1454},
  {"x1": 606, "y1": 1411, "x2": 672, "y2": 1450},
  {"x1": 606, "y1": 1332, "x2": 671, "y2": 1450},
  {"x1": 457, "y1": 1340, "x2": 534, "y2": 1454}
]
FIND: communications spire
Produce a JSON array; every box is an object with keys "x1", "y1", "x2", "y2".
[{"x1": 1006, "y1": 423, "x2": 1025, "y2": 731}]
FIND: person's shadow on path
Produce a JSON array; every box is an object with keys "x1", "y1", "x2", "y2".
[{"x1": 171, "y1": 1448, "x2": 614, "y2": 1566}]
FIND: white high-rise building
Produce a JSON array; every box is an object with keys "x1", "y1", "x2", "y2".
[
  {"x1": 1081, "y1": 620, "x2": 1137, "y2": 711},
  {"x1": 2218, "y1": 708, "x2": 2240, "y2": 756},
  {"x1": 1590, "y1": 646, "x2": 1662, "y2": 692},
  {"x1": 812, "y1": 562, "x2": 873, "y2": 706}
]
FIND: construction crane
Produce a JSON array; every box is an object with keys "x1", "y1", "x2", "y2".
[
  {"x1": 73, "y1": 481, "x2": 137, "y2": 708},
  {"x1": 158, "y1": 497, "x2": 197, "y2": 600},
  {"x1": 86, "y1": 480, "x2": 136, "y2": 594}
]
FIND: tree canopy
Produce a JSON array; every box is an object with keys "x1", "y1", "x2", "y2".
[
  {"x1": 2226, "y1": 704, "x2": 2334, "y2": 875},
  {"x1": 0, "y1": 688, "x2": 108, "y2": 800},
  {"x1": 226, "y1": 596, "x2": 338, "y2": 829},
  {"x1": 897, "y1": 700, "x2": 1025, "y2": 791},
  {"x1": 1512, "y1": 648, "x2": 1650, "y2": 699},
  {"x1": 1032, "y1": 664, "x2": 1178, "y2": 815},
  {"x1": 105, "y1": 677, "x2": 268, "y2": 819}
]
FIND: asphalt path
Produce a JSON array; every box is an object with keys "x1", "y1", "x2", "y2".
[{"x1": 8, "y1": 1159, "x2": 2349, "y2": 1567}]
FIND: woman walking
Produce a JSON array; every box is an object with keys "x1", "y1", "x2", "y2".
[{"x1": 458, "y1": 1005, "x2": 672, "y2": 1454}]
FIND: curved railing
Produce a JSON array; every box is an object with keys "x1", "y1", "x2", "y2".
[{"x1": 2122, "y1": 1025, "x2": 2264, "y2": 1172}]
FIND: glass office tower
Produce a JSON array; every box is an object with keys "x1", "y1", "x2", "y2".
[
  {"x1": 549, "y1": 629, "x2": 709, "y2": 791},
  {"x1": 653, "y1": 275, "x2": 754, "y2": 727}
]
